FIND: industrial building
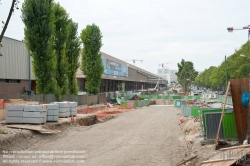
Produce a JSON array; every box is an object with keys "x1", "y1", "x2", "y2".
[
  {"x1": 0, "y1": 36, "x2": 166, "y2": 94},
  {"x1": 157, "y1": 67, "x2": 178, "y2": 84}
]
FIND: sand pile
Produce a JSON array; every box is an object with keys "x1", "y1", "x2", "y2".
[{"x1": 183, "y1": 119, "x2": 201, "y2": 135}]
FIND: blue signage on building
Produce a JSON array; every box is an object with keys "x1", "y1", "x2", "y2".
[{"x1": 102, "y1": 58, "x2": 128, "y2": 77}]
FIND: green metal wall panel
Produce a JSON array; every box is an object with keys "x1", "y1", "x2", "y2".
[
  {"x1": 149, "y1": 95, "x2": 153, "y2": 99},
  {"x1": 141, "y1": 95, "x2": 145, "y2": 99},
  {"x1": 222, "y1": 113, "x2": 237, "y2": 139},
  {"x1": 202, "y1": 109, "x2": 222, "y2": 134},
  {"x1": 196, "y1": 96, "x2": 201, "y2": 100},
  {"x1": 165, "y1": 96, "x2": 169, "y2": 100},
  {"x1": 134, "y1": 101, "x2": 138, "y2": 107},
  {"x1": 157, "y1": 95, "x2": 161, "y2": 99},
  {"x1": 120, "y1": 101, "x2": 127, "y2": 108},
  {"x1": 191, "y1": 107, "x2": 208, "y2": 117},
  {"x1": 181, "y1": 96, "x2": 185, "y2": 99},
  {"x1": 188, "y1": 96, "x2": 192, "y2": 100}
]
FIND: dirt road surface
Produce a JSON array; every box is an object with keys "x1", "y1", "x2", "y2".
[{"x1": 1, "y1": 106, "x2": 187, "y2": 166}]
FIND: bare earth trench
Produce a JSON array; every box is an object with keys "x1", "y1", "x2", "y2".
[{"x1": 0, "y1": 106, "x2": 216, "y2": 166}]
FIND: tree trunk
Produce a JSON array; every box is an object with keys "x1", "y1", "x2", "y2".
[{"x1": 0, "y1": 0, "x2": 16, "y2": 43}]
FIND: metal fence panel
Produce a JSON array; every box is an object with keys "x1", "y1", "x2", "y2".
[
  {"x1": 138, "y1": 101, "x2": 142, "y2": 107},
  {"x1": 183, "y1": 106, "x2": 191, "y2": 117},
  {"x1": 205, "y1": 113, "x2": 224, "y2": 140},
  {"x1": 98, "y1": 93, "x2": 107, "y2": 104}
]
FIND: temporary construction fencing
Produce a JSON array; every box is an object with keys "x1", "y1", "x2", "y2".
[
  {"x1": 178, "y1": 101, "x2": 237, "y2": 141},
  {"x1": 217, "y1": 95, "x2": 233, "y2": 105},
  {"x1": 141, "y1": 95, "x2": 201, "y2": 100},
  {"x1": 202, "y1": 111, "x2": 237, "y2": 141}
]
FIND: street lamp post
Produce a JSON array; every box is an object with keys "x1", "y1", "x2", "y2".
[{"x1": 225, "y1": 55, "x2": 228, "y2": 92}]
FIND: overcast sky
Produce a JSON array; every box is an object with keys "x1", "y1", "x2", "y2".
[{"x1": 1, "y1": 0, "x2": 250, "y2": 74}]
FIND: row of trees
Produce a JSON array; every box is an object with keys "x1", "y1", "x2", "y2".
[
  {"x1": 194, "y1": 41, "x2": 250, "y2": 90},
  {"x1": 21, "y1": 0, "x2": 103, "y2": 100}
]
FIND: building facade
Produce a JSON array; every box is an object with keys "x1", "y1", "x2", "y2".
[
  {"x1": 0, "y1": 36, "x2": 166, "y2": 94},
  {"x1": 157, "y1": 68, "x2": 178, "y2": 84}
]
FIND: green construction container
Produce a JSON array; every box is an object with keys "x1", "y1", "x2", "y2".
[
  {"x1": 134, "y1": 101, "x2": 139, "y2": 107},
  {"x1": 141, "y1": 100, "x2": 145, "y2": 106},
  {"x1": 157, "y1": 95, "x2": 161, "y2": 99},
  {"x1": 181, "y1": 96, "x2": 185, "y2": 100},
  {"x1": 149, "y1": 95, "x2": 153, "y2": 99},
  {"x1": 196, "y1": 96, "x2": 201, "y2": 100},
  {"x1": 175, "y1": 100, "x2": 181, "y2": 107},
  {"x1": 141, "y1": 95, "x2": 145, "y2": 99},
  {"x1": 201, "y1": 108, "x2": 234, "y2": 136},
  {"x1": 165, "y1": 96, "x2": 169, "y2": 100},
  {"x1": 172, "y1": 96, "x2": 178, "y2": 100},
  {"x1": 143, "y1": 100, "x2": 149, "y2": 105},
  {"x1": 191, "y1": 107, "x2": 208, "y2": 118},
  {"x1": 188, "y1": 96, "x2": 193, "y2": 100},
  {"x1": 120, "y1": 101, "x2": 127, "y2": 108}
]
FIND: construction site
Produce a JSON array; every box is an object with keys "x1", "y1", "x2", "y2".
[
  {"x1": 0, "y1": 77, "x2": 250, "y2": 166},
  {"x1": 1, "y1": 1, "x2": 250, "y2": 165},
  {"x1": 0, "y1": 37, "x2": 250, "y2": 166}
]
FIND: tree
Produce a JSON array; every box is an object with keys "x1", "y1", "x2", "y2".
[
  {"x1": 80, "y1": 24, "x2": 104, "y2": 95},
  {"x1": 0, "y1": 0, "x2": 19, "y2": 53},
  {"x1": 66, "y1": 19, "x2": 81, "y2": 95},
  {"x1": 53, "y1": 3, "x2": 69, "y2": 100},
  {"x1": 176, "y1": 59, "x2": 198, "y2": 92},
  {"x1": 194, "y1": 41, "x2": 250, "y2": 91},
  {"x1": 0, "y1": 0, "x2": 19, "y2": 42},
  {"x1": 21, "y1": 0, "x2": 56, "y2": 94}
]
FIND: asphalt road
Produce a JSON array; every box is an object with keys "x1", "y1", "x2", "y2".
[{"x1": 2, "y1": 106, "x2": 185, "y2": 166}]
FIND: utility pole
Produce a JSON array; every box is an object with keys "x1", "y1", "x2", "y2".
[{"x1": 225, "y1": 55, "x2": 227, "y2": 92}]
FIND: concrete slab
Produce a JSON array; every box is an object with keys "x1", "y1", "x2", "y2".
[
  {"x1": 22, "y1": 117, "x2": 46, "y2": 124},
  {"x1": 6, "y1": 110, "x2": 23, "y2": 117},
  {"x1": 69, "y1": 102, "x2": 78, "y2": 107},
  {"x1": 59, "y1": 112, "x2": 70, "y2": 118},
  {"x1": 43, "y1": 104, "x2": 59, "y2": 110},
  {"x1": 59, "y1": 107, "x2": 70, "y2": 113},
  {"x1": 6, "y1": 117, "x2": 23, "y2": 123},
  {"x1": 70, "y1": 107, "x2": 77, "y2": 116},
  {"x1": 23, "y1": 111, "x2": 47, "y2": 118},
  {"x1": 47, "y1": 115, "x2": 59, "y2": 122},
  {"x1": 24, "y1": 105, "x2": 47, "y2": 112},
  {"x1": 52, "y1": 102, "x2": 70, "y2": 108},
  {"x1": 6, "y1": 105, "x2": 25, "y2": 111},
  {"x1": 47, "y1": 109, "x2": 59, "y2": 116}
]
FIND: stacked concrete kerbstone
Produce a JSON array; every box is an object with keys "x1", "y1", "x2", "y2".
[
  {"x1": 43, "y1": 104, "x2": 59, "y2": 122},
  {"x1": 69, "y1": 102, "x2": 77, "y2": 116},
  {"x1": 23, "y1": 105, "x2": 47, "y2": 124},
  {"x1": 52, "y1": 102, "x2": 70, "y2": 118},
  {"x1": 6, "y1": 105, "x2": 25, "y2": 123}
]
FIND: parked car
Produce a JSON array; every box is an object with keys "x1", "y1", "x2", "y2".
[{"x1": 219, "y1": 91, "x2": 224, "y2": 95}]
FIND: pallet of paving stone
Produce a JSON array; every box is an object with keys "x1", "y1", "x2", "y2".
[
  {"x1": 69, "y1": 102, "x2": 78, "y2": 116},
  {"x1": 43, "y1": 104, "x2": 59, "y2": 122},
  {"x1": 23, "y1": 105, "x2": 47, "y2": 124},
  {"x1": 51, "y1": 102, "x2": 70, "y2": 118},
  {"x1": 5, "y1": 105, "x2": 26, "y2": 123}
]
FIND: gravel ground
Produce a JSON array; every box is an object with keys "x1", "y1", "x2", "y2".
[{"x1": 0, "y1": 106, "x2": 203, "y2": 166}]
